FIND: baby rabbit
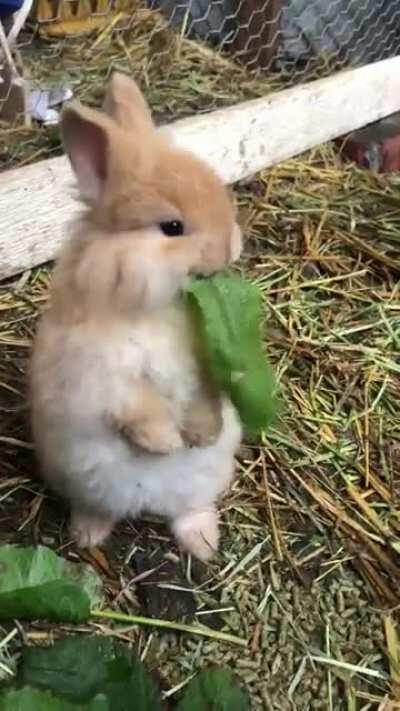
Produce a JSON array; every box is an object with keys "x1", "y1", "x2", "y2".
[{"x1": 30, "y1": 73, "x2": 243, "y2": 562}]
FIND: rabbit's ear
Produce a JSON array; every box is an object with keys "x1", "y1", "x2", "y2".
[
  {"x1": 102, "y1": 72, "x2": 153, "y2": 134},
  {"x1": 61, "y1": 101, "x2": 114, "y2": 203}
]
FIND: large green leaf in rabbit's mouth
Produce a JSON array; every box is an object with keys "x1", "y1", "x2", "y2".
[{"x1": 185, "y1": 272, "x2": 278, "y2": 438}]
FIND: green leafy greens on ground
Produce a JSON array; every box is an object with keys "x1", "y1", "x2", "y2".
[
  {"x1": 0, "y1": 545, "x2": 102, "y2": 623},
  {"x1": 1, "y1": 637, "x2": 249, "y2": 710}
]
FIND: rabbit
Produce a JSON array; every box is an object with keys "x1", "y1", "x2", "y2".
[{"x1": 30, "y1": 72, "x2": 243, "y2": 562}]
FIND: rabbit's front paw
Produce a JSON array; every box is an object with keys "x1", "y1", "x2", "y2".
[
  {"x1": 181, "y1": 396, "x2": 223, "y2": 448},
  {"x1": 181, "y1": 425, "x2": 217, "y2": 447},
  {"x1": 130, "y1": 419, "x2": 184, "y2": 454}
]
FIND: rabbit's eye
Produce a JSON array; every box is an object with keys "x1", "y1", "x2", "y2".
[{"x1": 159, "y1": 220, "x2": 184, "y2": 237}]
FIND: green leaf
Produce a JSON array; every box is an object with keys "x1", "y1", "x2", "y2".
[
  {"x1": 177, "y1": 668, "x2": 250, "y2": 711},
  {"x1": 0, "y1": 687, "x2": 108, "y2": 710},
  {"x1": 185, "y1": 273, "x2": 278, "y2": 437},
  {"x1": 0, "y1": 545, "x2": 102, "y2": 623},
  {"x1": 17, "y1": 637, "x2": 162, "y2": 711}
]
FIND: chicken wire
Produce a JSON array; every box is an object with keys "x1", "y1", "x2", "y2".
[
  {"x1": 147, "y1": 0, "x2": 400, "y2": 77},
  {"x1": 1, "y1": 0, "x2": 400, "y2": 122},
  {"x1": 29, "y1": 0, "x2": 400, "y2": 76}
]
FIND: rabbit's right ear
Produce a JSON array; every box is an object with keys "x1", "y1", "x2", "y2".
[
  {"x1": 102, "y1": 72, "x2": 154, "y2": 134},
  {"x1": 61, "y1": 101, "x2": 115, "y2": 203}
]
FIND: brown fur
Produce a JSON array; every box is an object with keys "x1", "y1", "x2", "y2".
[
  {"x1": 106, "y1": 378, "x2": 182, "y2": 454},
  {"x1": 49, "y1": 74, "x2": 239, "y2": 448},
  {"x1": 30, "y1": 73, "x2": 243, "y2": 558}
]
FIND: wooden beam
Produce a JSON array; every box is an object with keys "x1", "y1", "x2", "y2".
[{"x1": 2, "y1": 55, "x2": 400, "y2": 280}]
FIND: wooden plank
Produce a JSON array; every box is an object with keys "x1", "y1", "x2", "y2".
[{"x1": 2, "y1": 55, "x2": 400, "y2": 280}]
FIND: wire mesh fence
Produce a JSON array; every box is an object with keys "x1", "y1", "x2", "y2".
[
  {"x1": 29, "y1": 0, "x2": 400, "y2": 78},
  {"x1": 146, "y1": 0, "x2": 400, "y2": 79}
]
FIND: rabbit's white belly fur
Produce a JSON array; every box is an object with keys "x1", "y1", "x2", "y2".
[
  {"x1": 63, "y1": 397, "x2": 240, "y2": 520},
  {"x1": 31, "y1": 313, "x2": 242, "y2": 521}
]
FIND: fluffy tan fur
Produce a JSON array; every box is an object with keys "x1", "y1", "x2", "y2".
[{"x1": 30, "y1": 72, "x2": 242, "y2": 561}]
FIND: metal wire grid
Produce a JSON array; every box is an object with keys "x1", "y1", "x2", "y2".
[
  {"x1": 1, "y1": 0, "x2": 400, "y2": 121},
  {"x1": 148, "y1": 0, "x2": 400, "y2": 77}
]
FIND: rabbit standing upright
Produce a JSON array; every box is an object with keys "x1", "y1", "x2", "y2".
[{"x1": 30, "y1": 73, "x2": 243, "y2": 561}]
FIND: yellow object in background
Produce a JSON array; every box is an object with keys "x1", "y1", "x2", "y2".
[{"x1": 32, "y1": 0, "x2": 129, "y2": 37}]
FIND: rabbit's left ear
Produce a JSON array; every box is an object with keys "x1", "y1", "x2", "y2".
[
  {"x1": 102, "y1": 72, "x2": 154, "y2": 135},
  {"x1": 61, "y1": 101, "x2": 117, "y2": 203}
]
